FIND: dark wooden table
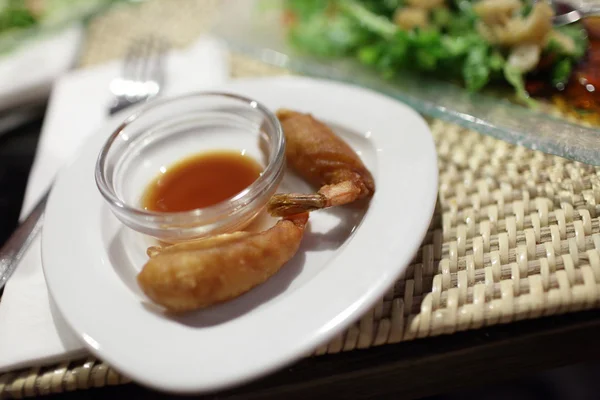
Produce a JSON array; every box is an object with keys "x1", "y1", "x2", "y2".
[{"x1": 1, "y1": 114, "x2": 599, "y2": 400}]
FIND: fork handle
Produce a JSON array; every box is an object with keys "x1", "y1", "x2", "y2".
[
  {"x1": 0, "y1": 187, "x2": 50, "y2": 291},
  {"x1": 109, "y1": 98, "x2": 136, "y2": 116}
]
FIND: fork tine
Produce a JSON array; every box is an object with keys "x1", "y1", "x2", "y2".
[
  {"x1": 139, "y1": 36, "x2": 158, "y2": 83},
  {"x1": 137, "y1": 35, "x2": 169, "y2": 99},
  {"x1": 110, "y1": 34, "x2": 170, "y2": 114},
  {"x1": 122, "y1": 37, "x2": 143, "y2": 82},
  {"x1": 140, "y1": 35, "x2": 169, "y2": 85},
  {"x1": 138, "y1": 36, "x2": 153, "y2": 82},
  {"x1": 156, "y1": 37, "x2": 170, "y2": 87},
  {"x1": 156, "y1": 37, "x2": 170, "y2": 86}
]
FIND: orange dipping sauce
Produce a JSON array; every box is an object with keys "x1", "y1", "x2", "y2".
[{"x1": 142, "y1": 151, "x2": 263, "y2": 213}]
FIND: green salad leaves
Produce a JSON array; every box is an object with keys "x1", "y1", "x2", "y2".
[
  {"x1": 284, "y1": 0, "x2": 589, "y2": 105},
  {"x1": 0, "y1": 0, "x2": 37, "y2": 32},
  {"x1": 0, "y1": 0, "x2": 125, "y2": 36}
]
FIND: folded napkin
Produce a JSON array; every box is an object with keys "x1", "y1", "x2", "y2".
[{"x1": 0, "y1": 35, "x2": 230, "y2": 373}]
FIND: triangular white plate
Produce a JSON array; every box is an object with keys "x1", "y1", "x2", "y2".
[{"x1": 42, "y1": 76, "x2": 438, "y2": 394}]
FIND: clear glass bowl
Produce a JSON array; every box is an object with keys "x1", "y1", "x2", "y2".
[
  {"x1": 95, "y1": 92, "x2": 285, "y2": 243},
  {"x1": 213, "y1": 0, "x2": 600, "y2": 166}
]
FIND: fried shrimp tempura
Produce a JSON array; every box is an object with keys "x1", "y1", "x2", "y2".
[
  {"x1": 267, "y1": 109, "x2": 375, "y2": 217},
  {"x1": 137, "y1": 213, "x2": 309, "y2": 313}
]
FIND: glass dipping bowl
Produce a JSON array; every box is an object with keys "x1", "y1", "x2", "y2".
[{"x1": 95, "y1": 92, "x2": 285, "y2": 243}]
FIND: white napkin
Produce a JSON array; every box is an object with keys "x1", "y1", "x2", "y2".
[
  {"x1": 0, "y1": 35, "x2": 230, "y2": 373},
  {"x1": 0, "y1": 24, "x2": 83, "y2": 111}
]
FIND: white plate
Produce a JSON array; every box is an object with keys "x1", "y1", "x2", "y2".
[{"x1": 42, "y1": 76, "x2": 438, "y2": 394}]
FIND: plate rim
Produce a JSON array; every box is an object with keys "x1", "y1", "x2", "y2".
[{"x1": 41, "y1": 75, "x2": 439, "y2": 394}]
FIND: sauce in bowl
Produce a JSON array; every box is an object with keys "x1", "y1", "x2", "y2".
[
  {"x1": 95, "y1": 92, "x2": 285, "y2": 243},
  {"x1": 142, "y1": 151, "x2": 263, "y2": 213}
]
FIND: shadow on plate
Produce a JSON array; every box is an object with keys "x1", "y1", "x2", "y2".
[
  {"x1": 104, "y1": 196, "x2": 370, "y2": 328},
  {"x1": 300, "y1": 198, "x2": 371, "y2": 253},
  {"x1": 105, "y1": 221, "x2": 307, "y2": 327},
  {"x1": 108, "y1": 227, "x2": 152, "y2": 300},
  {"x1": 162, "y1": 247, "x2": 307, "y2": 328},
  {"x1": 167, "y1": 202, "x2": 369, "y2": 327},
  {"x1": 48, "y1": 297, "x2": 95, "y2": 358}
]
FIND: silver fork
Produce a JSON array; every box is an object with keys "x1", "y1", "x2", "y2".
[
  {"x1": 540, "y1": 0, "x2": 600, "y2": 26},
  {"x1": 109, "y1": 35, "x2": 169, "y2": 115},
  {"x1": 0, "y1": 36, "x2": 169, "y2": 292}
]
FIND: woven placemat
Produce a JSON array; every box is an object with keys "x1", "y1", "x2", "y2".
[{"x1": 2, "y1": 0, "x2": 600, "y2": 397}]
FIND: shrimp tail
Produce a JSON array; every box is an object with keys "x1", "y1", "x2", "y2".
[
  {"x1": 147, "y1": 246, "x2": 162, "y2": 258},
  {"x1": 267, "y1": 181, "x2": 363, "y2": 217},
  {"x1": 267, "y1": 109, "x2": 375, "y2": 217},
  {"x1": 267, "y1": 193, "x2": 327, "y2": 216}
]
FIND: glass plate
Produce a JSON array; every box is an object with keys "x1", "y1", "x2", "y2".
[{"x1": 213, "y1": 0, "x2": 600, "y2": 165}]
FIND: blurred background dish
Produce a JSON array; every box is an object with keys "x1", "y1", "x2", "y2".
[
  {"x1": 213, "y1": 0, "x2": 600, "y2": 166},
  {"x1": 0, "y1": 0, "x2": 129, "y2": 114}
]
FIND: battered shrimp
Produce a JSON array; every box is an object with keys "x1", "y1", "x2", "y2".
[
  {"x1": 267, "y1": 109, "x2": 375, "y2": 217},
  {"x1": 137, "y1": 213, "x2": 309, "y2": 313},
  {"x1": 138, "y1": 109, "x2": 374, "y2": 312}
]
